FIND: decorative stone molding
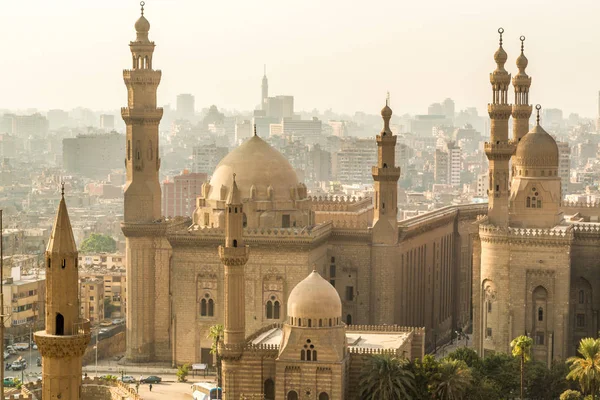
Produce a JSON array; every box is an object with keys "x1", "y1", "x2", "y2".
[
  {"x1": 121, "y1": 221, "x2": 168, "y2": 237},
  {"x1": 218, "y1": 246, "x2": 250, "y2": 266},
  {"x1": 34, "y1": 331, "x2": 91, "y2": 358}
]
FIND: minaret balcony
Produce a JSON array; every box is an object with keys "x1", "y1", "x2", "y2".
[
  {"x1": 376, "y1": 134, "x2": 397, "y2": 144},
  {"x1": 512, "y1": 104, "x2": 533, "y2": 119},
  {"x1": 122, "y1": 69, "x2": 162, "y2": 83},
  {"x1": 34, "y1": 319, "x2": 91, "y2": 359},
  {"x1": 484, "y1": 142, "x2": 515, "y2": 158},
  {"x1": 121, "y1": 107, "x2": 163, "y2": 123},
  {"x1": 218, "y1": 245, "x2": 250, "y2": 266},
  {"x1": 487, "y1": 104, "x2": 512, "y2": 119},
  {"x1": 372, "y1": 166, "x2": 401, "y2": 181}
]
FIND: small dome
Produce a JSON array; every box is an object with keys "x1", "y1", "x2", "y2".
[
  {"x1": 514, "y1": 124, "x2": 559, "y2": 168},
  {"x1": 516, "y1": 52, "x2": 528, "y2": 72},
  {"x1": 494, "y1": 46, "x2": 508, "y2": 66},
  {"x1": 287, "y1": 271, "x2": 341, "y2": 321},
  {"x1": 135, "y1": 15, "x2": 150, "y2": 33},
  {"x1": 381, "y1": 104, "x2": 392, "y2": 119},
  {"x1": 208, "y1": 135, "x2": 299, "y2": 202}
]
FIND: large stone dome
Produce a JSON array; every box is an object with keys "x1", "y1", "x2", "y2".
[
  {"x1": 287, "y1": 271, "x2": 341, "y2": 321},
  {"x1": 208, "y1": 135, "x2": 299, "y2": 202},
  {"x1": 514, "y1": 124, "x2": 559, "y2": 169}
]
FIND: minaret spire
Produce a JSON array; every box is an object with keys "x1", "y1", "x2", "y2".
[{"x1": 485, "y1": 27, "x2": 513, "y2": 227}]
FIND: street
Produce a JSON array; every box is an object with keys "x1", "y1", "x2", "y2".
[
  {"x1": 3, "y1": 347, "x2": 42, "y2": 383},
  {"x1": 126, "y1": 382, "x2": 194, "y2": 400}
]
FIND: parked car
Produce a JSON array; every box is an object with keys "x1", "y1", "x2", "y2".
[
  {"x1": 6, "y1": 346, "x2": 16, "y2": 355},
  {"x1": 119, "y1": 375, "x2": 136, "y2": 383},
  {"x1": 3, "y1": 377, "x2": 18, "y2": 387},
  {"x1": 12, "y1": 343, "x2": 29, "y2": 351},
  {"x1": 10, "y1": 360, "x2": 26, "y2": 371},
  {"x1": 140, "y1": 376, "x2": 161, "y2": 384}
]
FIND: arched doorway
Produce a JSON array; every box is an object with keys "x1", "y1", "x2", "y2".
[
  {"x1": 56, "y1": 313, "x2": 64, "y2": 336},
  {"x1": 263, "y1": 379, "x2": 274, "y2": 400},
  {"x1": 287, "y1": 390, "x2": 298, "y2": 400},
  {"x1": 319, "y1": 393, "x2": 329, "y2": 400}
]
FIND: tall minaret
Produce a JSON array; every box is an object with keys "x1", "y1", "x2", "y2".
[
  {"x1": 261, "y1": 64, "x2": 268, "y2": 111},
  {"x1": 372, "y1": 96, "x2": 400, "y2": 244},
  {"x1": 485, "y1": 28, "x2": 513, "y2": 227},
  {"x1": 122, "y1": 1, "x2": 162, "y2": 223},
  {"x1": 121, "y1": 2, "x2": 165, "y2": 362},
  {"x1": 219, "y1": 175, "x2": 250, "y2": 399},
  {"x1": 511, "y1": 35, "x2": 532, "y2": 144},
  {"x1": 34, "y1": 186, "x2": 91, "y2": 400}
]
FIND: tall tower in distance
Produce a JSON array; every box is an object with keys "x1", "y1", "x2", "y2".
[
  {"x1": 485, "y1": 28, "x2": 513, "y2": 227},
  {"x1": 34, "y1": 186, "x2": 91, "y2": 400},
  {"x1": 219, "y1": 174, "x2": 250, "y2": 398},
  {"x1": 121, "y1": 2, "x2": 166, "y2": 362},
  {"x1": 261, "y1": 64, "x2": 268, "y2": 111}
]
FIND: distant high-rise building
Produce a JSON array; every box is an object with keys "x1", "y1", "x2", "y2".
[
  {"x1": 261, "y1": 65, "x2": 268, "y2": 111},
  {"x1": 177, "y1": 93, "x2": 195, "y2": 120},
  {"x1": 266, "y1": 95, "x2": 294, "y2": 119},
  {"x1": 47, "y1": 109, "x2": 70, "y2": 130},
  {"x1": 332, "y1": 138, "x2": 376, "y2": 183},
  {"x1": 9, "y1": 113, "x2": 49, "y2": 137},
  {"x1": 63, "y1": 133, "x2": 125, "y2": 178},
  {"x1": 434, "y1": 149, "x2": 449, "y2": 185},
  {"x1": 328, "y1": 120, "x2": 348, "y2": 137},
  {"x1": 557, "y1": 141, "x2": 571, "y2": 198},
  {"x1": 100, "y1": 114, "x2": 115, "y2": 130},
  {"x1": 235, "y1": 119, "x2": 253, "y2": 143},
  {"x1": 192, "y1": 143, "x2": 229, "y2": 174},
  {"x1": 442, "y1": 98, "x2": 455, "y2": 119},
  {"x1": 162, "y1": 170, "x2": 207, "y2": 218},
  {"x1": 476, "y1": 172, "x2": 488, "y2": 198},
  {"x1": 434, "y1": 141, "x2": 461, "y2": 187},
  {"x1": 428, "y1": 103, "x2": 443, "y2": 116},
  {"x1": 410, "y1": 115, "x2": 451, "y2": 136}
]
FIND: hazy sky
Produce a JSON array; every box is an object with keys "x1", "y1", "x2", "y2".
[{"x1": 2, "y1": 0, "x2": 600, "y2": 117}]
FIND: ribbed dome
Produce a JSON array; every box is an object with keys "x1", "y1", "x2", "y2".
[
  {"x1": 135, "y1": 15, "x2": 150, "y2": 33},
  {"x1": 514, "y1": 124, "x2": 559, "y2": 168},
  {"x1": 287, "y1": 271, "x2": 341, "y2": 321},
  {"x1": 208, "y1": 135, "x2": 299, "y2": 202},
  {"x1": 516, "y1": 52, "x2": 528, "y2": 72},
  {"x1": 494, "y1": 46, "x2": 508, "y2": 66}
]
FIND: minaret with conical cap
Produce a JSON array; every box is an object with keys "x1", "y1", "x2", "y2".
[
  {"x1": 34, "y1": 185, "x2": 91, "y2": 400},
  {"x1": 121, "y1": 2, "x2": 166, "y2": 363},
  {"x1": 512, "y1": 35, "x2": 532, "y2": 143},
  {"x1": 261, "y1": 65, "x2": 268, "y2": 111},
  {"x1": 372, "y1": 96, "x2": 401, "y2": 244},
  {"x1": 485, "y1": 28, "x2": 513, "y2": 226},
  {"x1": 219, "y1": 174, "x2": 250, "y2": 399}
]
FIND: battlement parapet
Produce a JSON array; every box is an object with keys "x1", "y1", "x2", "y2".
[
  {"x1": 348, "y1": 347, "x2": 403, "y2": 355},
  {"x1": 308, "y1": 195, "x2": 372, "y2": 211},
  {"x1": 346, "y1": 324, "x2": 424, "y2": 334},
  {"x1": 562, "y1": 201, "x2": 600, "y2": 208}
]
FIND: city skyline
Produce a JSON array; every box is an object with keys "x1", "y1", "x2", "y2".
[{"x1": 2, "y1": 0, "x2": 600, "y2": 117}]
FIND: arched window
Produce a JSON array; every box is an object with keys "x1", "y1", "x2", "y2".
[
  {"x1": 233, "y1": 239, "x2": 238, "y2": 248},
  {"x1": 383, "y1": 163, "x2": 387, "y2": 168},
  {"x1": 47, "y1": 258, "x2": 51, "y2": 269},
  {"x1": 312, "y1": 350, "x2": 317, "y2": 361},
  {"x1": 266, "y1": 301, "x2": 273, "y2": 319},
  {"x1": 243, "y1": 213, "x2": 247, "y2": 228},
  {"x1": 56, "y1": 313, "x2": 64, "y2": 336},
  {"x1": 201, "y1": 299, "x2": 207, "y2": 316},
  {"x1": 319, "y1": 393, "x2": 329, "y2": 400},
  {"x1": 62, "y1": 259, "x2": 66, "y2": 269},
  {"x1": 234, "y1": 207, "x2": 237, "y2": 213},
  {"x1": 208, "y1": 299, "x2": 214, "y2": 317},
  {"x1": 127, "y1": 140, "x2": 131, "y2": 160},
  {"x1": 346, "y1": 314, "x2": 352, "y2": 325},
  {"x1": 274, "y1": 301, "x2": 280, "y2": 319},
  {"x1": 308, "y1": 319, "x2": 312, "y2": 327},
  {"x1": 579, "y1": 290, "x2": 585, "y2": 304},
  {"x1": 531, "y1": 197, "x2": 537, "y2": 208},
  {"x1": 537, "y1": 199, "x2": 542, "y2": 208},
  {"x1": 306, "y1": 350, "x2": 312, "y2": 361},
  {"x1": 287, "y1": 391, "x2": 298, "y2": 400},
  {"x1": 329, "y1": 318, "x2": 332, "y2": 327},
  {"x1": 319, "y1": 319, "x2": 322, "y2": 327},
  {"x1": 300, "y1": 349, "x2": 305, "y2": 360},
  {"x1": 526, "y1": 197, "x2": 531, "y2": 208},
  {"x1": 264, "y1": 379, "x2": 275, "y2": 400},
  {"x1": 538, "y1": 307, "x2": 543, "y2": 322}
]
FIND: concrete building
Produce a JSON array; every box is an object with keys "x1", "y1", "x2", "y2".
[
  {"x1": 80, "y1": 279, "x2": 105, "y2": 325},
  {"x1": 99, "y1": 114, "x2": 115, "y2": 130},
  {"x1": 410, "y1": 115, "x2": 451, "y2": 136},
  {"x1": 3, "y1": 276, "x2": 45, "y2": 328},
  {"x1": 162, "y1": 170, "x2": 207, "y2": 218},
  {"x1": 266, "y1": 95, "x2": 294, "y2": 119},
  {"x1": 328, "y1": 120, "x2": 348, "y2": 137},
  {"x1": 34, "y1": 188, "x2": 90, "y2": 399},
  {"x1": 62, "y1": 133, "x2": 125, "y2": 179},
  {"x1": 8, "y1": 113, "x2": 49, "y2": 137},
  {"x1": 332, "y1": 138, "x2": 376, "y2": 184},
  {"x1": 477, "y1": 172, "x2": 488, "y2": 198},
  {"x1": 177, "y1": 93, "x2": 195, "y2": 120},
  {"x1": 192, "y1": 144, "x2": 228, "y2": 174},
  {"x1": 47, "y1": 109, "x2": 70, "y2": 130},
  {"x1": 434, "y1": 149, "x2": 449, "y2": 185},
  {"x1": 557, "y1": 141, "x2": 571, "y2": 198},
  {"x1": 235, "y1": 119, "x2": 253, "y2": 143}
]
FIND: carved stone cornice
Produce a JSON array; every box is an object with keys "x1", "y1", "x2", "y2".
[
  {"x1": 219, "y1": 245, "x2": 250, "y2": 266},
  {"x1": 512, "y1": 104, "x2": 532, "y2": 119},
  {"x1": 34, "y1": 331, "x2": 91, "y2": 358},
  {"x1": 121, "y1": 221, "x2": 168, "y2": 237},
  {"x1": 488, "y1": 104, "x2": 512, "y2": 119},
  {"x1": 120, "y1": 107, "x2": 163, "y2": 125},
  {"x1": 479, "y1": 223, "x2": 573, "y2": 247}
]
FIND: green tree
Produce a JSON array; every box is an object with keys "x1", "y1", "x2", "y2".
[
  {"x1": 511, "y1": 335, "x2": 533, "y2": 399},
  {"x1": 560, "y1": 389, "x2": 584, "y2": 400},
  {"x1": 430, "y1": 359, "x2": 472, "y2": 400},
  {"x1": 446, "y1": 347, "x2": 481, "y2": 369},
  {"x1": 478, "y1": 352, "x2": 519, "y2": 396},
  {"x1": 566, "y1": 338, "x2": 600, "y2": 399},
  {"x1": 359, "y1": 354, "x2": 417, "y2": 400},
  {"x1": 409, "y1": 354, "x2": 440, "y2": 398},
  {"x1": 176, "y1": 363, "x2": 191, "y2": 382},
  {"x1": 104, "y1": 298, "x2": 117, "y2": 318},
  {"x1": 208, "y1": 324, "x2": 224, "y2": 389},
  {"x1": 80, "y1": 233, "x2": 117, "y2": 253}
]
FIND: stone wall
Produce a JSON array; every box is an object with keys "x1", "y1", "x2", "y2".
[
  {"x1": 82, "y1": 331, "x2": 126, "y2": 365},
  {"x1": 81, "y1": 377, "x2": 142, "y2": 400}
]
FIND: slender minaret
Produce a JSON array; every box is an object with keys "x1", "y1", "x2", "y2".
[
  {"x1": 261, "y1": 64, "x2": 268, "y2": 111},
  {"x1": 34, "y1": 185, "x2": 90, "y2": 400},
  {"x1": 121, "y1": 2, "x2": 165, "y2": 362},
  {"x1": 370, "y1": 97, "x2": 401, "y2": 326},
  {"x1": 512, "y1": 35, "x2": 532, "y2": 143},
  {"x1": 485, "y1": 28, "x2": 513, "y2": 227},
  {"x1": 219, "y1": 175, "x2": 250, "y2": 399},
  {"x1": 372, "y1": 95, "x2": 400, "y2": 244}
]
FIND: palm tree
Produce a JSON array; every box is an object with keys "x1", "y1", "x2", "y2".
[
  {"x1": 511, "y1": 335, "x2": 533, "y2": 400},
  {"x1": 359, "y1": 354, "x2": 416, "y2": 400},
  {"x1": 431, "y1": 359, "x2": 473, "y2": 399},
  {"x1": 566, "y1": 337, "x2": 600, "y2": 400},
  {"x1": 208, "y1": 324, "x2": 224, "y2": 389}
]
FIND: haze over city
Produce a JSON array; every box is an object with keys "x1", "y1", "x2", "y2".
[{"x1": 2, "y1": 0, "x2": 600, "y2": 116}]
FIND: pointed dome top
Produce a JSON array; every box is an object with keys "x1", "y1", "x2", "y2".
[
  {"x1": 493, "y1": 28, "x2": 508, "y2": 68},
  {"x1": 46, "y1": 190, "x2": 77, "y2": 254},
  {"x1": 516, "y1": 36, "x2": 529, "y2": 74},
  {"x1": 287, "y1": 271, "x2": 342, "y2": 321},
  {"x1": 226, "y1": 174, "x2": 242, "y2": 205},
  {"x1": 514, "y1": 105, "x2": 559, "y2": 169}
]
